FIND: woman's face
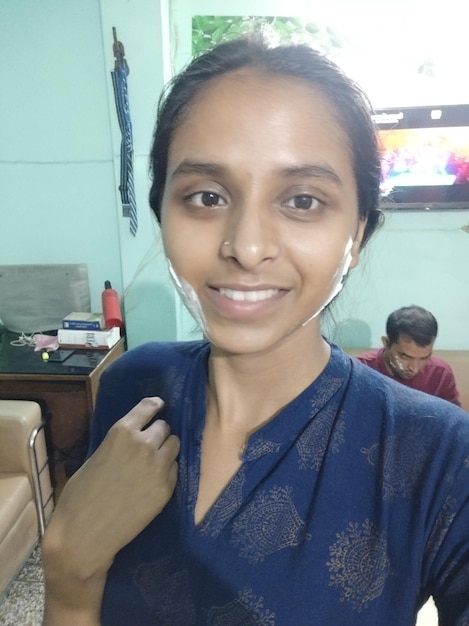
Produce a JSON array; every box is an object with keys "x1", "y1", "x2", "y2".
[{"x1": 161, "y1": 70, "x2": 366, "y2": 355}]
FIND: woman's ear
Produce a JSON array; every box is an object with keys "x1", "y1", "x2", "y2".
[{"x1": 349, "y1": 218, "x2": 367, "y2": 269}]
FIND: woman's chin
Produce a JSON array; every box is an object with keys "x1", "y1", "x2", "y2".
[{"x1": 205, "y1": 322, "x2": 315, "y2": 358}]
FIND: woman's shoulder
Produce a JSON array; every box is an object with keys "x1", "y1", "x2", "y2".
[
  {"x1": 343, "y1": 346, "x2": 469, "y2": 437},
  {"x1": 335, "y1": 349, "x2": 469, "y2": 508},
  {"x1": 89, "y1": 340, "x2": 210, "y2": 448},
  {"x1": 95, "y1": 339, "x2": 210, "y2": 406},
  {"x1": 106, "y1": 339, "x2": 210, "y2": 375}
]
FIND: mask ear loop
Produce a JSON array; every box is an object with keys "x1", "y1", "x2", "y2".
[
  {"x1": 168, "y1": 234, "x2": 356, "y2": 334},
  {"x1": 167, "y1": 260, "x2": 209, "y2": 335},
  {"x1": 301, "y1": 243, "x2": 354, "y2": 327}
]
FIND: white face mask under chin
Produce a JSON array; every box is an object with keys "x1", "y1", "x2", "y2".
[
  {"x1": 167, "y1": 239, "x2": 355, "y2": 338},
  {"x1": 301, "y1": 241, "x2": 354, "y2": 327}
]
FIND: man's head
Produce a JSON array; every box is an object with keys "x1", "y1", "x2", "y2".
[{"x1": 381, "y1": 305, "x2": 438, "y2": 380}]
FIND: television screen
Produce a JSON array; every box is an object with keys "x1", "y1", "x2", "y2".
[{"x1": 372, "y1": 104, "x2": 469, "y2": 210}]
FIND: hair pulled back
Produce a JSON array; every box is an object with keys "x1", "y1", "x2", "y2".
[{"x1": 149, "y1": 36, "x2": 383, "y2": 247}]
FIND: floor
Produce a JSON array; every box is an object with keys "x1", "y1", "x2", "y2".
[
  {"x1": 0, "y1": 546, "x2": 44, "y2": 626},
  {"x1": 0, "y1": 546, "x2": 439, "y2": 626}
]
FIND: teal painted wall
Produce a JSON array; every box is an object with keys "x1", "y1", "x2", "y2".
[
  {"x1": 0, "y1": 0, "x2": 186, "y2": 348},
  {"x1": 1, "y1": 0, "x2": 468, "y2": 349},
  {"x1": 0, "y1": 0, "x2": 121, "y2": 313}
]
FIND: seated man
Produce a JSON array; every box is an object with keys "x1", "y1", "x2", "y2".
[{"x1": 357, "y1": 305, "x2": 461, "y2": 406}]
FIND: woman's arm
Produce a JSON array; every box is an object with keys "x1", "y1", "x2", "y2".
[{"x1": 42, "y1": 397, "x2": 180, "y2": 625}]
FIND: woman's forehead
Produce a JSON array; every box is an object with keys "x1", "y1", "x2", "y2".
[
  {"x1": 183, "y1": 68, "x2": 339, "y2": 126},
  {"x1": 167, "y1": 70, "x2": 354, "y2": 186}
]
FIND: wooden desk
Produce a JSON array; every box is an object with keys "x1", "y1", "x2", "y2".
[{"x1": 0, "y1": 330, "x2": 125, "y2": 495}]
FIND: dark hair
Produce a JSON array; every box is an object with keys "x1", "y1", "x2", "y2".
[
  {"x1": 149, "y1": 35, "x2": 383, "y2": 247},
  {"x1": 386, "y1": 305, "x2": 438, "y2": 346}
]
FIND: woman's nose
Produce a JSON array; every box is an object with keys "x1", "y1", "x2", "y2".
[{"x1": 220, "y1": 205, "x2": 280, "y2": 269}]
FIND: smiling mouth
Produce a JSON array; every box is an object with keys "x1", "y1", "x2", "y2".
[{"x1": 218, "y1": 288, "x2": 281, "y2": 302}]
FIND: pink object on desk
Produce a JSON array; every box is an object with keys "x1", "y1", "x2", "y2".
[{"x1": 33, "y1": 334, "x2": 59, "y2": 352}]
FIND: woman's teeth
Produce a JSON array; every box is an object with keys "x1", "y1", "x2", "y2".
[{"x1": 219, "y1": 288, "x2": 279, "y2": 302}]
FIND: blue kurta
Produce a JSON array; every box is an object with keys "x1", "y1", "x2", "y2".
[{"x1": 88, "y1": 341, "x2": 469, "y2": 625}]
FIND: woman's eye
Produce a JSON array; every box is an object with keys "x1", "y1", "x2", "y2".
[
  {"x1": 187, "y1": 191, "x2": 226, "y2": 207},
  {"x1": 285, "y1": 194, "x2": 321, "y2": 211}
]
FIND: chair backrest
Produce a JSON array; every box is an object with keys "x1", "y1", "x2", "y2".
[
  {"x1": 0, "y1": 402, "x2": 41, "y2": 474},
  {"x1": 0, "y1": 263, "x2": 90, "y2": 333}
]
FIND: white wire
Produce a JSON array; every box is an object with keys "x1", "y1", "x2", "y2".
[{"x1": 10, "y1": 332, "x2": 43, "y2": 347}]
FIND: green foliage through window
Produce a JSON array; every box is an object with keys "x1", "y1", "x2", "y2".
[{"x1": 192, "y1": 15, "x2": 347, "y2": 59}]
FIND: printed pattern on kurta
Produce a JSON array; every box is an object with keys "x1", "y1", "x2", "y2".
[{"x1": 86, "y1": 340, "x2": 469, "y2": 625}]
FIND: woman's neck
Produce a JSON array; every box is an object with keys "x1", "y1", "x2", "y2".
[
  {"x1": 195, "y1": 329, "x2": 331, "y2": 525},
  {"x1": 206, "y1": 330, "x2": 331, "y2": 433}
]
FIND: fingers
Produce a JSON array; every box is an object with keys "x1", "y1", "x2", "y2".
[
  {"x1": 155, "y1": 432, "x2": 180, "y2": 464},
  {"x1": 118, "y1": 396, "x2": 165, "y2": 431},
  {"x1": 112, "y1": 397, "x2": 180, "y2": 457},
  {"x1": 167, "y1": 456, "x2": 179, "y2": 492}
]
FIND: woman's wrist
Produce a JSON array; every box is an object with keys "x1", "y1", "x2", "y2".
[
  {"x1": 41, "y1": 518, "x2": 110, "y2": 624},
  {"x1": 42, "y1": 564, "x2": 108, "y2": 626}
]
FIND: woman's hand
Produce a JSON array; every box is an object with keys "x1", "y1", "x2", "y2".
[{"x1": 42, "y1": 396, "x2": 180, "y2": 625}]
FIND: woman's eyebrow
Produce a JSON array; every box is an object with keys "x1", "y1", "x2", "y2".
[
  {"x1": 282, "y1": 164, "x2": 343, "y2": 186},
  {"x1": 170, "y1": 160, "x2": 228, "y2": 179},
  {"x1": 169, "y1": 160, "x2": 343, "y2": 186}
]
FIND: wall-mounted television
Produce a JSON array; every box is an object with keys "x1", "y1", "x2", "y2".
[{"x1": 372, "y1": 104, "x2": 469, "y2": 210}]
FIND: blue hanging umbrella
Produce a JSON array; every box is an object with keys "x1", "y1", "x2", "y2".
[{"x1": 111, "y1": 27, "x2": 138, "y2": 236}]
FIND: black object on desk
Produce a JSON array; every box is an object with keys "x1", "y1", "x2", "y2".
[
  {"x1": 47, "y1": 349, "x2": 75, "y2": 363},
  {"x1": 0, "y1": 331, "x2": 110, "y2": 375}
]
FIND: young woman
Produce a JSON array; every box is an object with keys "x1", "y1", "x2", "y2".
[{"x1": 42, "y1": 37, "x2": 469, "y2": 625}]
